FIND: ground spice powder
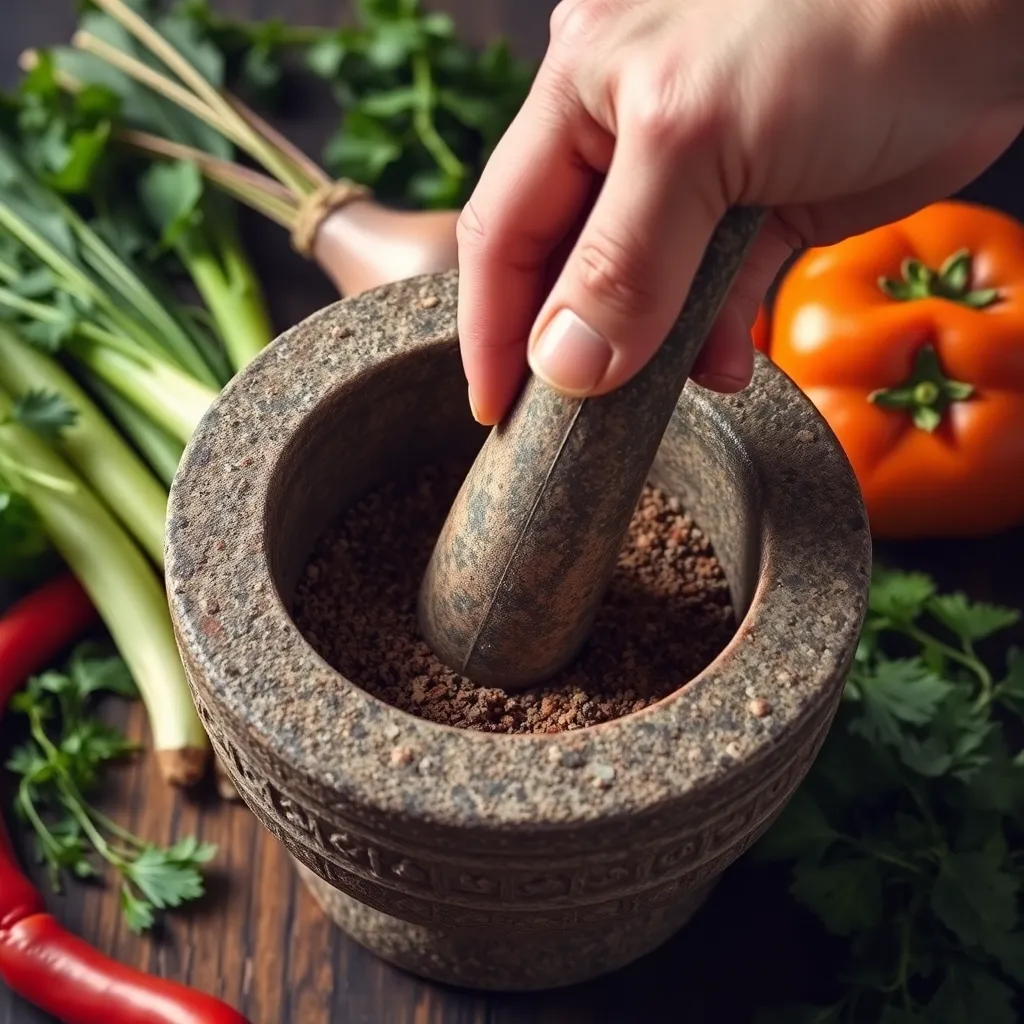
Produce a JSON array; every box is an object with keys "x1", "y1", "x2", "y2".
[{"x1": 293, "y1": 462, "x2": 736, "y2": 734}]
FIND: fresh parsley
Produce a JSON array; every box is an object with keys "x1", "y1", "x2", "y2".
[
  {"x1": 5, "y1": 644, "x2": 217, "y2": 933},
  {"x1": 754, "y1": 567, "x2": 1024, "y2": 1023},
  {"x1": 189, "y1": 0, "x2": 536, "y2": 208}
]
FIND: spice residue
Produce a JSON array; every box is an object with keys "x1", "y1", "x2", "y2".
[{"x1": 293, "y1": 463, "x2": 735, "y2": 733}]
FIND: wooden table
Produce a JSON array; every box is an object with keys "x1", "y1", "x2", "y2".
[{"x1": 3, "y1": 3, "x2": 1023, "y2": 1021}]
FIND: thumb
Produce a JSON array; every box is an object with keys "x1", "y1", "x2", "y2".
[{"x1": 526, "y1": 123, "x2": 726, "y2": 397}]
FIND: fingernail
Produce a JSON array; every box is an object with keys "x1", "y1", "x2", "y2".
[
  {"x1": 528, "y1": 309, "x2": 612, "y2": 395},
  {"x1": 692, "y1": 372, "x2": 749, "y2": 394},
  {"x1": 467, "y1": 383, "x2": 483, "y2": 424}
]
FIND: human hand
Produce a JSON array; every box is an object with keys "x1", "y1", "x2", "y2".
[{"x1": 457, "y1": 0, "x2": 1024, "y2": 425}]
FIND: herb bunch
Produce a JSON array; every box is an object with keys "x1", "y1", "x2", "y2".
[
  {"x1": 6, "y1": 644, "x2": 216, "y2": 932},
  {"x1": 755, "y1": 568, "x2": 1024, "y2": 1023},
  {"x1": 188, "y1": 0, "x2": 536, "y2": 208}
]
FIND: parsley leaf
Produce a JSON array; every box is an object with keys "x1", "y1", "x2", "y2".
[
  {"x1": 12, "y1": 388, "x2": 78, "y2": 441},
  {"x1": 5, "y1": 644, "x2": 216, "y2": 931},
  {"x1": 931, "y1": 850, "x2": 1019, "y2": 950},
  {"x1": 790, "y1": 857, "x2": 884, "y2": 936},
  {"x1": 848, "y1": 657, "x2": 952, "y2": 744},
  {"x1": 928, "y1": 592, "x2": 1020, "y2": 643},
  {"x1": 926, "y1": 963, "x2": 1017, "y2": 1024},
  {"x1": 754, "y1": 569, "x2": 1024, "y2": 1021},
  {"x1": 0, "y1": 486, "x2": 51, "y2": 579},
  {"x1": 868, "y1": 568, "x2": 935, "y2": 622}
]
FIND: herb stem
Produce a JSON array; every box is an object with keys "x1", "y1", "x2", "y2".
[
  {"x1": 411, "y1": 52, "x2": 465, "y2": 181},
  {"x1": 87, "y1": 0, "x2": 311, "y2": 196},
  {"x1": 895, "y1": 623, "x2": 993, "y2": 699}
]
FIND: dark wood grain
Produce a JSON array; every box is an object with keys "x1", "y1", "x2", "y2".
[{"x1": 2, "y1": 3, "x2": 1024, "y2": 1022}]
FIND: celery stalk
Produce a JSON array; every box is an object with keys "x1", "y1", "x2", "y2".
[
  {"x1": 81, "y1": 371, "x2": 184, "y2": 488},
  {"x1": 67, "y1": 336, "x2": 217, "y2": 445},
  {"x1": 0, "y1": 327, "x2": 167, "y2": 566},
  {"x1": 179, "y1": 230, "x2": 273, "y2": 373},
  {"x1": 0, "y1": 385, "x2": 208, "y2": 785}
]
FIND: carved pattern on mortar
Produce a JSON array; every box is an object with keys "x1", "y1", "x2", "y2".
[{"x1": 190, "y1": 663, "x2": 836, "y2": 930}]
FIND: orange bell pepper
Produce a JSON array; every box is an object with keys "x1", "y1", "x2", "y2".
[{"x1": 771, "y1": 200, "x2": 1024, "y2": 539}]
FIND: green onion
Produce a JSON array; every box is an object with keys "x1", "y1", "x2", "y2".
[
  {"x1": 0, "y1": 326, "x2": 167, "y2": 565},
  {"x1": 0, "y1": 382, "x2": 208, "y2": 785}
]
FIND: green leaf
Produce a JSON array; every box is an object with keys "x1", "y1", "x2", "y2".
[
  {"x1": 365, "y1": 19, "x2": 427, "y2": 69},
  {"x1": 359, "y1": 87, "x2": 420, "y2": 118},
  {"x1": 324, "y1": 111, "x2": 403, "y2": 184},
  {"x1": 126, "y1": 844, "x2": 208, "y2": 909},
  {"x1": 0, "y1": 487, "x2": 50, "y2": 578},
  {"x1": 926, "y1": 963, "x2": 1017, "y2": 1024},
  {"x1": 998, "y1": 647, "x2": 1024, "y2": 699},
  {"x1": 928, "y1": 592, "x2": 1020, "y2": 642},
  {"x1": 138, "y1": 160, "x2": 205, "y2": 250},
  {"x1": 850, "y1": 657, "x2": 953, "y2": 745},
  {"x1": 931, "y1": 850, "x2": 1019, "y2": 949},
  {"x1": 790, "y1": 857, "x2": 883, "y2": 936},
  {"x1": 121, "y1": 884, "x2": 156, "y2": 934},
  {"x1": 69, "y1": 644, "x2": 137, "y2": 699},
  {"x1": 12, "y1": 389, "x2": 79, "y2": 441},
  {"x1": 157, "y1": 12, "x2": 225, "y2": 86},
  {"x1": 307, "y1": 36, "x2": 349, "y2": 78},
  {"x1": 868, "y1": 569, "x2": 935, "y2": 623},
  {"x1": 751, "y1": 790, "x2": 838, "y2": 864}
]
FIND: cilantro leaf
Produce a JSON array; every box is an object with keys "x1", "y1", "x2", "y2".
[
  {"x1": 5, "y1": 645, "x2": 215, "y2": 931},
  {"x1": 751, "y1": 790, "x2": 838, "y2": 864},
  {"x1": 927, "y1": 592, "x2": 1020, "y2": 643},
  {"x1": 868, "y1": 568, "x2": 935, "y2": 622},
  {"x1": 849, "y1": 657, "x2": 952, "y2": 745},
  {"x1": 0, "y1": 487, "x2": 51, "y2": 579},
  {"x1": 138, "y1": 160, "x2": 205, "y2": 252},
  {"x1": 789, "y1": 857, "x2": 884, "y2": 936},
  {"x1": 926, "y1": 963, "x2": 1017, "y2": 1024},
  {"x1": 126, "y1": 844, "x2": 207, "y2": 910},
  {"x1": 69, "y1": 643, "x2": 138, "y2": 698},
  {"x1": 996, "y1": 647, "x2": 1024, "y2": 705},
  {"x1": 121, "y1": 884, "x2": 156, "y2": 934},
  {"x1": 12, "y1": 388, "x2": 79, "y2": 441},
  {"x1": 931, "y1": 850, "x2": 1019, "y2": 950}
]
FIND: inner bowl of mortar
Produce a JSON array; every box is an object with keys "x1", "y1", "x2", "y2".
[{"x1": 166, "y1": 271, "x2": 871, "y2": 992}]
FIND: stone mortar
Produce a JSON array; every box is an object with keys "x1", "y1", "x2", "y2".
[{"x1": 166, "y1": 271, "x2": 872, "y2": 992}]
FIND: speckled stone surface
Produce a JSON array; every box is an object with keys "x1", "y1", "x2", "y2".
[
  {"x1": 165, "y1": 270, "x2": 872, "y2": 992},
  {"x1": 419, "y1": 208, "x2": 765, "y2": 690}
]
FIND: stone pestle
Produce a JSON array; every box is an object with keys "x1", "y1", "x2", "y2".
[{"x1": 417, "y1": 206, "x2": 767, "y2": 691}]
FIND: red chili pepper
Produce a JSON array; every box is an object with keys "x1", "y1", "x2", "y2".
[{"x1": 0, "y1": 575, "x2": 252, "y2": 1024}]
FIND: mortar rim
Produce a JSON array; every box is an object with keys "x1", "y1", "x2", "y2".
[{"x1": 166, "y1": 270, "x2": 871, "y2": 832}]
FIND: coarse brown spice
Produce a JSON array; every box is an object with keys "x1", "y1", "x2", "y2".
[{"x1": 292, "y1": 462, "x2": 736, "y2": 734}]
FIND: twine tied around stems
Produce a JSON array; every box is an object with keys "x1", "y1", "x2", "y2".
[{"x1": 292, "y1": 179, "x2": 373, "y2": 257}]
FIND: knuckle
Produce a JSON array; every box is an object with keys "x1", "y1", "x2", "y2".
[
  {"x1": 627, "y1": 65, "x2": 724, "y2": 153},
  {"x1": 549, "y1": 0, "x2": 610, "y2": 51},
  {"x1": 574, "y1": 230, "x2": 658, "y2": 317},
  {"x1": 455, "y1": 200, "x2": 489, "y2": 252}
]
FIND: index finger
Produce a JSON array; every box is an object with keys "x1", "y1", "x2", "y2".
[{"x1": 457, "y1": 68, "x2": 597, "y2": 425}]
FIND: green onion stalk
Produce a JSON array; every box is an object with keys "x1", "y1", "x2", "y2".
[
  {"x1": 0, "y1": 382, "x2": 208, "y2": 786},
  {"x1": 0, "y1": 134, "x2": 220, "y2": 461},
  {"x1": 19, "y1": 26, "x2": 274, "y2": 375},
  {"x1": 0, "y1": 327, "x2": 166, "y2": 565}
]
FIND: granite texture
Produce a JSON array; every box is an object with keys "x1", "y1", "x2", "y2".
[
  {"x1": 419, "y1": 207, "x2": 766, "y2": 690},
  {"x1": 166, "y1": 270, "x2": 872, "y2": 992}
]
